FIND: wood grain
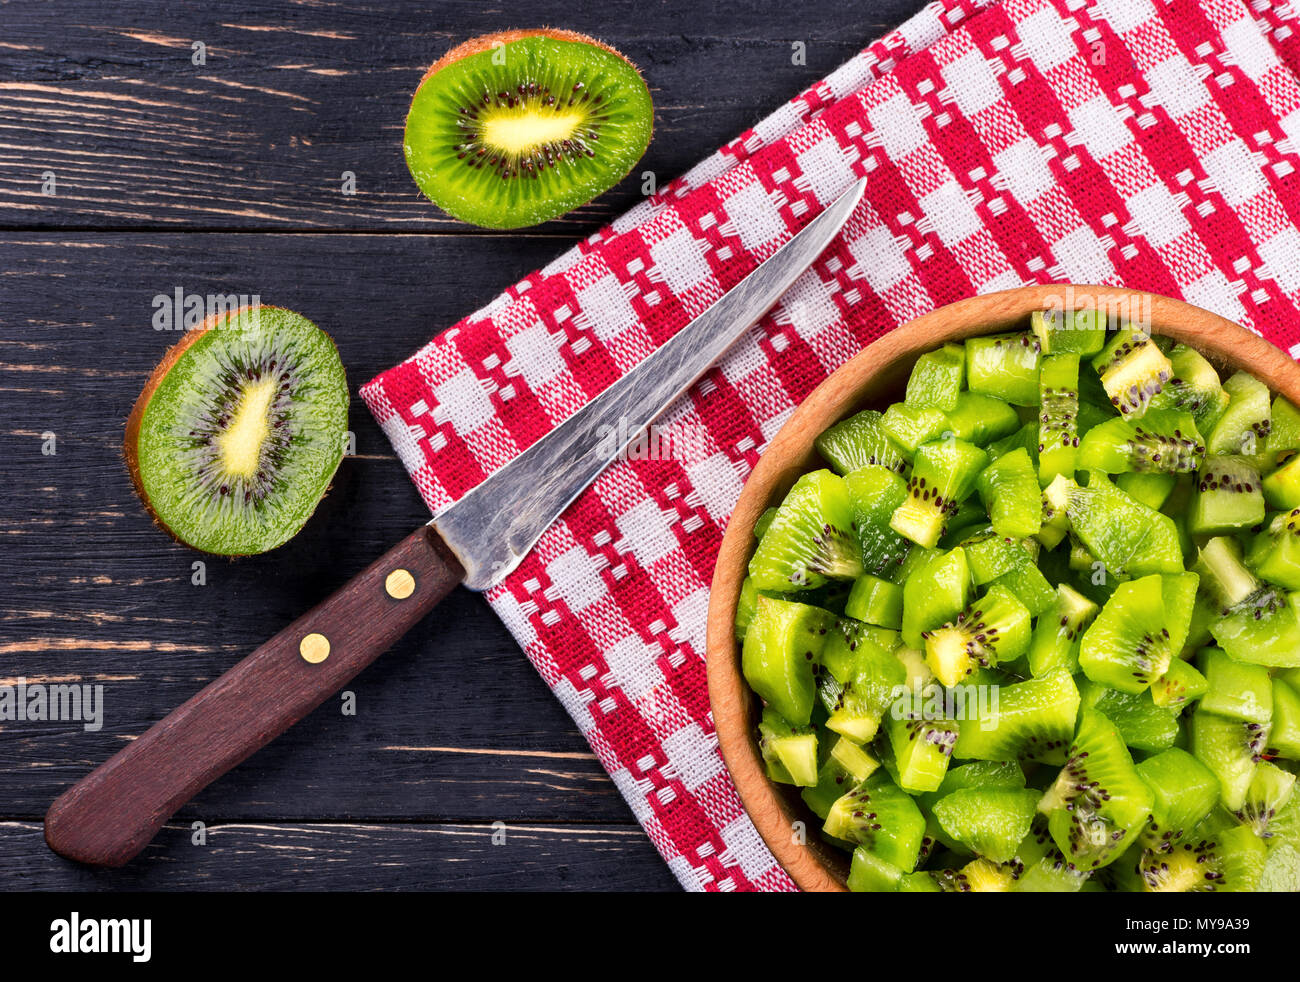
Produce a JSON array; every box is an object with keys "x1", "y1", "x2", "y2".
[{"x1": 706, "y1": 286, "x2": 1300, "y2": 892}]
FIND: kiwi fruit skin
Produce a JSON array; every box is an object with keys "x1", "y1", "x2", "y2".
[
  {"x1": 404, "y1": 29, "x2": 653, "y2": 229},
  {"x1": 125, "y1": 305, "x2": 348, "y2": 556}
]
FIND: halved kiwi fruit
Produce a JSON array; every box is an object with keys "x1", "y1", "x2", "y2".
[
  {"x1": 404, "y1": 30, "x2": 654, "y2": 228},
  {"x1": 125, "y1": 305, "x2": 349, "y2": 556}
]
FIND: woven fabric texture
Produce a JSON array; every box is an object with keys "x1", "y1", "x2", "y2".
[{"x1": 363, "y1": 0, "x2": 1300, "y2": 890}]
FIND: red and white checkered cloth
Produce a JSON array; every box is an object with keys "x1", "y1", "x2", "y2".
[{"x1": 364, "y1": 0, "x2": 1300, "y2": 890}]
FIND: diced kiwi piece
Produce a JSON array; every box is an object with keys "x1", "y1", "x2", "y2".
[
  {"x1": 1248, "y1": 509, "x2": 1300, "y2": 591},
  {"x1": 975, "y1": 447, "x2": 1042, "y2": 539},
  {"x1": 917, "y1": 760, "x2": 1026, "y2": 816},
  {"x1": 1027, "y1": 584, "x2": 1098, "y2": 677},
  {"x1": 1091, "y1": 327, "x2": 1172, "y2": 419},
  {"x1": 931, "y1": 787, "x2": 1039, "y2": 863},
  {"x1": 1067, "y1": 472, "x2": 1183, "y2": 577},
  {"x1": 815, "y1": 409, "x2": 908, "y2": 477},
  {"x1": 966, "y1": 332, "x2": 1042, "y2": 405},
  {"x1": 1150, "y1": 657, "x2": 1209, "y2": 710},
  {"x1": 886, "y1": 708, "x2": 959, "y2": 793},
  {"x1": 1077, "y1": 409, "x2": 1205, "y2": 475},
  {"x1": 1030, "y1": 306, "x2": 1107, "y2": 355},
  {"x1": 1210, "y1": 589, "x2": 1300, "y2": 667},
  {"x1": 1079, "y1": 679, "x2": 1179, "y2": 752},
  {"x1": 754, "y1": 507, "x2": 777, "y2": 540},
  {"x1": 1078, "y1": 574, "x2": 1194, "y2": 694},
  {"x1": 1148, "y1": 343, "x2": 1230, "y2": 431},
  {"x1": 820, "y1": 616, "x2": 891, "y2": 684},
  {"x1": 989, "y1": 555, "x2": 1056, "y2": 617},
  {"x1": 1189, "y1": 456, "x2": 1265, "y2": 536},
  {"x1": 1039, "y1": 708, "x2": 1154, "y2": 869},
  {"x1": 944, "y1": 392, "x2": 1020, "y2": 446},
  {"x1": 905, "y1": 343, "x2": 965, "y2": 412},
  {"x1": 1136, "y1": 748, "x2": 1221, "y2": 852},
  {"x1": 1206, "y1": 370, "x2": 1273, "y2": 455},
  {"x1": 1115, "y1": 472, "x2": 1177, "y2": 510},
  {"x1": 953, "y1": 669, "x2": 1080, "y2": 765},
  {"x1": 1269, "y1": 395, "x2": 1300, "y2": 454},
  {"x1": 1236, "y1": 760, "x2": 1296, "y2": 837},
  {"x1": 890, "y1": 439, "x2": 988, "y2": 549},
  {"x1": 900, "y1": 547, "x2": 970, "y2": 649},
  {"x1": 801, "y1": 735, "x2": 879, "y2": 818},
  {"x1": 1195, "y1": 536, "x2": 1261, "y2": 610},
  {"x1": 1268, "y1": 678, "x2": 1300, "y2": 759},
  {"x1": 825, "y1": 640, "x2": 907, "y2": 743},
  {"x1": 757, "y1": 707, "x2": 819, "y2": 786},
  {"x1": 1035, "y1": 474, "x2": 1074, "y2": 549},
  {"x1": 846, "y1": 846, "x2": 905, "y2": 892},
  {"x1": 823, "y1": 777, "x2": 927, "y2": 868},
  {"x1": 987, "y1": 420, "x2": 1039, "y2": 465},
  {"x1": 1262, "y1": 453, "x2": 1300, "y2": 510},
  {"x1": 960, "y1": 528, "x2": 1025, "y2": 585},
  {"x1": 1198, "y1": 647, "x2": 1273, "y2": 724},
  {"x1": 1190, "y1": 708, "x2": 1269, "y2": 811},
  {"x1": 125, "y1": 305, "x2": 350, "y2": 555},
  {"x1": 1014, "y1": 852, "x2": 1091, "y2": 892},
  {"x1": 749, "y1": 469, "x2": 862, "y2": 591},
  {"x1": 881, "y1": 404, "x2": 949, "y2": 460},
  {"x1": 843, "y1": 574, "x2": 903, "y2": 629},
  {"x1": 1124, "y1": 825, "x2": 1266, "y2": 891},
  {"x1": 923, "y1": 584, "x2": 1031, "y2": 687},
  {"x1": 734, "y1": 576, "x2": 759, "y2": 641},
  {"x1": 842, "y1": 466, "x2": 911, "y2": 578},
  {"x1": 1037, "y1": 353, "x2": 1080, "y2": 483},
  {"x1": 404, "y1": 30, "x2": 654, "y2": 229},
  {"x1": 741, "y1": 596, "x2": 833, "y2": 725}
]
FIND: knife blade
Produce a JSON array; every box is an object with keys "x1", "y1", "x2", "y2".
[{"x1": 44, "y1": 177, "x2": 867, "y2": 867}]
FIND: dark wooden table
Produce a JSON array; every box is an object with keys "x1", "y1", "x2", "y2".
[{"x1": 0, "y1": 0, "x2": 923, "y2": 891}]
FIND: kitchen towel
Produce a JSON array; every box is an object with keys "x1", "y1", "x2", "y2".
[{"x1": 363, "y1": 0, "x2": 1300, "y2": 890}]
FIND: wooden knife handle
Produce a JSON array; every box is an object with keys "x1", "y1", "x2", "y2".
[{"x1": 44, "y1": 525, "x2": 464, "y2": 867}]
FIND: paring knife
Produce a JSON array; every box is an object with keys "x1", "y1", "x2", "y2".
[{"x1": 44, "y1": 177, "x2": 868, "y2": 867}]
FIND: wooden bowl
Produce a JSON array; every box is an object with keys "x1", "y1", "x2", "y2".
[{"x1": 705, "y1": 284, "x2": 1300, "y2": 892}]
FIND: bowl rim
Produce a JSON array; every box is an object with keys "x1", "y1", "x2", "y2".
[{"x1": 705, "y1": 284, "x2": 1300, "y2": 893}]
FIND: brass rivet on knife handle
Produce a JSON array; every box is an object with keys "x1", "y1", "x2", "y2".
[
  {"x1": 299, "y1": 633, "x2": 331, "y2": 664},
  {"x1": 385, "y1": 568, "x2": 415, "y2": 600}
]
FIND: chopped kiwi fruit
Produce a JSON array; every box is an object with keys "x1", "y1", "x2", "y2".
[
  {"x1": 742, "y1": 596, "x2": 833, "y2": 725},
  {"x1": 1190, "y1": 708, "x2": 1268, "y2": 811},
  {"x1": 890, "y1": 439, "x2": 989, "y2": 548},
  {"x1": 1091, "y1": 327, "x2": 1172, "y2": 419},
  {"x1": 404, "y1": 30, "x2": 653, "y2": 229},
  {"x1": 1027, "y1": 583, "x2": 1098, "y2": 677},
  {"x1": 1207, "y1": 370, "x2": 1273, "y2": 455},
  {"x1": 749, "y1": 469, "x2": 862, "y2": 591},
  {"x1": 125, "y1": 305, "x2": 349, "y2": 556},
  {"x1": 1136, "y1": 748, "x2": 1221, "y2": 852},
  {"x1": 815, "y1": 409, "x2": 908, "y2": 476},
  {"x1": 739, "y1": 311, "x2": 1300, "y2": 890},
  {"x1": 754, "y1": 507, "x2": 777, "y2": 540},
  {"x1": 944, "y1": 392, "x2": 1020, "y2": 446},
  {"x1": 1038, "y1": 708, "x2": 1153, "y2": 869},
  {"x1": 953, "y1": 670, "x2": 1080, "y2": 765},
  {"x1": 976, "y1": 447, "x2": 1042, "y2": 539},
  {"x1": 923, "y1": 584, "x2": 1031, "y2": 686},
  {"x1": 905, "y1": 343, "x2": 965, "y2": 411},
  {"x1": 1150, "y1": 657, "x2": 1209, "y2": 710},
  {"x1": 1030, "y1": 306, "x2": 1107, "y2": 355}
]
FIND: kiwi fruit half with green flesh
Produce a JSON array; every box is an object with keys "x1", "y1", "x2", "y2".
[
  {"x1": 125, "y1": 305, "x2": 348, "y2": 556},
  {"x1": 1078, "y1": 679, "x2": 1179, "y2": 752},
  {"x1": 1148, "y1": 343, "x2": 1230, "y2": 431},
  {"x1": 1206, "y1": 370, "x2": 1273, "y2": 455},
  {"x1": 1036, "y1": 352, "x2": 1080, "y2": 484},
  {"x1": 1091, "y1": 327, "x2": 1172, "y2": 419},
  {"x1": 1197, "y1": 647, "x2": 1273, "y2": 725},
  {"x1": 1076, "y1": 409, "x2": 1205, "y2": 475},
  {"x1": 905, "y1": 343, "x2": 965, "y2": 411},
  {"x1": 748, "y1": 469, "x2": 862, "y2": 591},
  {"x1": 1126, "y1": 825, "x2": 1266, "y2": 891},
  {"x1": 1038, "y1": 707, "x2": 1153, "y2": 869},
  {"x1": 1136, "y1": 747, "x2": 1221, "y2": 852},
  {"x1": 890, "y1": 439, "x2": 989, "y2": 549},
  {"x1": 1027, "y1": 583, "x2": 1098, "y2": 677},
  {"x1": 756, "y1": 707, "x2": 818, "y2": 786},
  {"x1": 1078, "y1": 573, "x2": 1195, "y2": 694},
  {"x1": 1030, "y1": 306, "x2": 1107, "y2": 355},
  {"x1": 1209, "y1": 589, "x2": 1300, "y2": 667},
  {"x1": 814, "y1": 409, "x2": 908, "y2": 476},
  {"x1": 1236, "y1": 760, "x2": 1296, "y2": 837},
  {"x1": 1150, "y1": 657, "x2": 1209, "y2": 710},
  {"x1": 823, "y1": 776, "x2": 927, "y2": 868},
  {"x1": 1067, "y1": 472, "x2": 1184, "y2": 577},
  {"x1": 976, "y1": 447, "x2": 1042, "y2": 539},
  {"x1": 1249, "y1": 509, "x2": 1300, "y2": 591},
  {"x1": 931, "y1": 787, "x2": 1039, "y2": 863},
  {"x1": 842, "y1": 466, "x2": 912, "y2": 578},
  {"x1": 1189, "y1": 456, "x2": 1265, "y2": 536},
  {"x1": 952, "y1": 669, "x2": 1080, "y2": 765},
  {"x1": 1195, "y1": 536, "x2": 1260, "y2": 610},
  {"x1": 944, "y1": 392, "x2": 1020, "y2": 446},
  {"x1": 1268, "y1": 678, "x2": 1300, "y2": 759},
  {"x1": 741, "y1": 596, "x2": 834, "y2": 725},
  {"x1": 885, "y1": 705, "x2": 959, "y2": 793},
  {"x1": 1190, "y1": 708, "x2": 1269, "y2": 811},
  {"x1": 923, "y1": 584, "x2": 1031, "y2": 687},
  {"x1": 404, "y1": 30, "x2": 653, "y2": 229}
]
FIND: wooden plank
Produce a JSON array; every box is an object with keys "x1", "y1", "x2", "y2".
[
  {"x1": 0, "y1": 0, "x2": 907, "y2": 231},
  {"x1": 0, "y1": 820, "x2": 680, "y2": 891}
]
